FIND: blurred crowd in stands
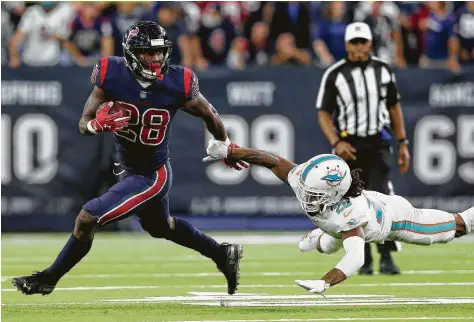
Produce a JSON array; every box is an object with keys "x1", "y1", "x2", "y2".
[{"x1": 3, "y1": 1, "x2": 474, "y2": 72}]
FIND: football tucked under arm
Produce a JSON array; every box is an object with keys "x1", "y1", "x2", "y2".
[
  {"x1": 87, "y1": 101, "x2": 130, "y2": 135},
  {"x1": 79, "y1": 88, "x2": 130, "y2": 136}
]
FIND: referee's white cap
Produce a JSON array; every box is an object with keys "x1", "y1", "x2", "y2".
[{"x1": 345, "y1": 22, "x2": 372, "y2": 42}]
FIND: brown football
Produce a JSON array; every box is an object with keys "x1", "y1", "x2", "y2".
[{"x1": 96, "y1": 101, "x2": 125, "y2": 117}]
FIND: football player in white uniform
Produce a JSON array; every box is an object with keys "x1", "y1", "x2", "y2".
[{"x1": 203, "y1": 138, "x2": 474, "y2": 294}]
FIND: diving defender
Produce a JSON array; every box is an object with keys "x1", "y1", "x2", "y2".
[{"x1": 203, "y1": 138, "x2": 474, "y2": 294}]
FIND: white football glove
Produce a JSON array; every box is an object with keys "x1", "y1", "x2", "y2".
[
  {"x1": 295, "y1": 279, "x2": 330, "y2": 294},
  {"x1": 202, "y1": 138, "x2": 230, "y2": 162}
]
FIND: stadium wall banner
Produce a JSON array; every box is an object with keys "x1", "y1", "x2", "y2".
[{"x1": 2, "y1": 66, "x2": 473, "y2": 232}]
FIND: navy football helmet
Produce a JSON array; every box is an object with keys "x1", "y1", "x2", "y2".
[{"x1": 122, "y1": 21, "x2": 172, "y2": 81}]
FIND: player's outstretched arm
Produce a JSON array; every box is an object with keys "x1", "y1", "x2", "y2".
[
  {"x1": 295, "y1": 227, "x2": 365, "y2": 293},
  {"x1": 231, "y1": 147, "x2": 296, "y2": 184},
  {"x1": 204, "y1": 139, "x2": 296, "y2": 184},
  {"x1": 79, "y1": 86, "x2": 108, "y2": 136},
  {"x1": 321, "y1": 228, "x2": 365, "y2": 285}
]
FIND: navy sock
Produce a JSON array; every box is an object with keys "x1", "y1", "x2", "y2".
[
  {"x1": 167, "y1": 217, "x2": 225, "y2": 263},
  {"x1": 45, "y1": 234, "x2": 92, "y2": 282}
]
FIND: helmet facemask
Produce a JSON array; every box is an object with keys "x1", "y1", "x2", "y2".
[
  {"x1": 295, "y1": 179, "x2": 337, "y2": 214},
  {"x1": 123, "y1": 44, "x2": 172, "y2": 81}
]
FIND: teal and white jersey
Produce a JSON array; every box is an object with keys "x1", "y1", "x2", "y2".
[{"x1": 288, "y1": 165, "x2": 392, "y2": 242}]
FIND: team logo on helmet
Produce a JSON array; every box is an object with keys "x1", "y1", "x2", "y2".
[
  {"x1": 321, "y1": 168, "x2": 347, "y2": 187},
  {"x1": 127, "y1": 27, "x2": 139, "y2": 42}
]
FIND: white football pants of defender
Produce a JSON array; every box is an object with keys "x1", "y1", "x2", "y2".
[{"x1": 387, "y1": 195, "x2": 456, "y2": 245}]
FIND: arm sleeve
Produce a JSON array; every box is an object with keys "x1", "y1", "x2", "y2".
[
  {"x1": 383, "y1": 65, "x2": 401, "y2": 107},
  {"x1": 183, "y1": 67, "x2": 201, "y2": 102},
  {"x1": 315, "y1": 69, "x2": 338, "y2": 113},
  {"x1": 334, "y1": 236, "x2": 366, "y2": 277},
  {"x1": 90, "y1": 57, "x2": 109, "y2": 89}
]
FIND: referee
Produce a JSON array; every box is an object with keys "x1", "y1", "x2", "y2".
[{"x1": 316, "y1": 22, "x2": 410, "y2": 275}]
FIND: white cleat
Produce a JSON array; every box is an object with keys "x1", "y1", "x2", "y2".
[{"x1": 298, "y1": 229, "x2": 324, "y2": 252}]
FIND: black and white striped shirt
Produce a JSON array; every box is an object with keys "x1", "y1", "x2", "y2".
[{"x1": 316, "y1": 56, "x2": 400, "y2": 137}]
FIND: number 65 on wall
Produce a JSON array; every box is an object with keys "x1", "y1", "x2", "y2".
[{"x1": 414, "y1": 115, "x2": 474, "y2": 185}]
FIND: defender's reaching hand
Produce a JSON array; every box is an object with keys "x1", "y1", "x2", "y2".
[{"x1": 223, "y1": 142, "x2": 249, "y2": 170}]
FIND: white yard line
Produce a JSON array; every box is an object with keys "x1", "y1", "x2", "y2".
[
  {"x1": 3, "y1": 282, "x2": 474, "y2": 292},
  {"x1": 3, "y1": 285, "x2": 162, "y2": 292},
  {"x1": 3, "y1": 296, "x2": 474, "y2": 309},
  {"x1": 103, "y1": 295, "x2": 396, "y2": 302},
  {"x1": 176, "y1": 318, "x2": 474, "y2": 322},
  {"x1": 187, "y1": 300, "x2": 474, "y2": 307},
  {"x1": 3, "y1": 270, "x2": 473, "y2": 281}
]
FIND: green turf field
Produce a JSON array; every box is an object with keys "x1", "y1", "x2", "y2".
[{"x1": 2, "y1": 233, "x2": 474, "y2": 322}]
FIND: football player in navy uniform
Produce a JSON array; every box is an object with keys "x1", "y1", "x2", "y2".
[{"x1": 12, "y1": 21, "x2": 245, "y2": 296}]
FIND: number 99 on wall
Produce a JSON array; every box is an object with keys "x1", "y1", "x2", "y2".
[{"x1": 205, "y1": 114, "x2": 294, "y2": 185}]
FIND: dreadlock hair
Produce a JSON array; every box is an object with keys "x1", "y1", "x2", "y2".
[{"x1": 343, "y1": 168, "x2": 365, "y2": 198}]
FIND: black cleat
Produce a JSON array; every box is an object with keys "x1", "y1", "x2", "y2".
[
  {"x1": 380, "y1": 259, "x2": 401, "y2": 275},
  {"x1": 217, "y1": 243, "x2": 243, "y2": 295},
  {"x1": 11, "y1": 271, "x2": 56, "y2": 295},
  {"x1": 359, "y1": 263, "x2": 374, "y2": 275}
]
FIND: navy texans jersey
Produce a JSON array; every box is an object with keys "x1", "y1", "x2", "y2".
[{"x1": 90, "y1": 56, "x2": 199, "y2": 173}]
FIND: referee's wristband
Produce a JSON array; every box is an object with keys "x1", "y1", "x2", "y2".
[
  {"x1": 332, "y1": 140, "x2": 341, "y2": 148},
  {"x1": 397, "y1": 138, "x2": 409, "y2": 146}
]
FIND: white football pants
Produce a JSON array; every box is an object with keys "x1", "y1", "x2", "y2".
[{"x1": 387, "y1": 195, "x2": 456, "y2": 246}]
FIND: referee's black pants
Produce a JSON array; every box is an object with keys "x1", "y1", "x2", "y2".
[{"x1": 344, "y1": 142, "x2": 398, "y2": 268}]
